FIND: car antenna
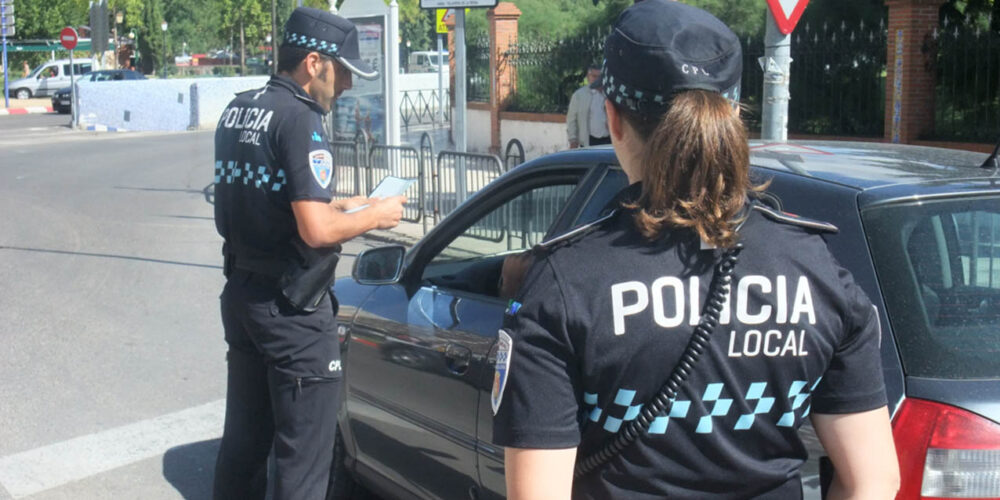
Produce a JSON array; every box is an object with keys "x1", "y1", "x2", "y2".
[{"x1": 981, "y1": 138, "x2": 1000, "y2": 169}]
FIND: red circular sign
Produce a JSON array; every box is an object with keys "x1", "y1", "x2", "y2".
[{"x1": 60, "y1": 27, "x2": 78, "y2": 50}]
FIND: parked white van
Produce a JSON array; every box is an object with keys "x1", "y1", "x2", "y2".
[
  {"x1": 407, "y1": 51, "x2": 447, "y2": 73},
  {"x1": 7, "y1": 59, "x2": 94, "y2": 99}
]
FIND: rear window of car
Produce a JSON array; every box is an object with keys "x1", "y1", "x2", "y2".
[{"x1": 863, "y1": 195, "x2": 1000, "y2": 379}]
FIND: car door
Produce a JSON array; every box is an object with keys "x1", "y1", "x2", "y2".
[
  {"x1": 345, "y1": 168, "x2": 589, "y2": 499},
  {"x1": 473, "y1": 163, "x2": 629, "y2": 499}
]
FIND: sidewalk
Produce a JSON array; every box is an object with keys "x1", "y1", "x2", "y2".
[
  {"x1": 364, "y1": 218, "x2": 433, "y2": 248},
  {"x1": 0, "y1": 97, "x2": 54, "y2": 115}
]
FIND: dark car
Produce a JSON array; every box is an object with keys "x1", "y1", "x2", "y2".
[
  {"x1": 51, "y1": 69, "x2": 146, "y2": 114},
  {"x1": 331, "y1": 142, "x2": 1000, "y2": 500}
]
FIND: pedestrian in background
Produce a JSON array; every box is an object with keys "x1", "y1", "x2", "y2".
[
  {"x1": 566, "y1": 64, "x2": 610, "y2": 148},
  {"x1": 492, "y1": 1, "x2": 899, "y2": 499},
  {"x1": 212, "y1": 7, "x2": 404, "y2": 499}
]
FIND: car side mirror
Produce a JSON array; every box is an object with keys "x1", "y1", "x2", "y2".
[{"x1": 353, "y1": 246, "x2": 405, "y2": 285}]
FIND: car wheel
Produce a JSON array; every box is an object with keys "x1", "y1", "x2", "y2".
[
  {"x1": 15, "y1": 88, "x2": 31, "y2": 99},
  {"x1": 326, "y1": 428, "x2": 363, "y2": 500}
]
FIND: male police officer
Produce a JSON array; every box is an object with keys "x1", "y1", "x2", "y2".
[{"x1": 213, "y1": 7, "x2": 405, "y2": 499}]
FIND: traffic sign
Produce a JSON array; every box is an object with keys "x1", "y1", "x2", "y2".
[
  {"x1": 60, "y1": 26, "x2": 78, "y2": 50},
  {"x1": 1, "y1": 14, "x2": 12, "y2": 27},
  {"x1": 0, "y1": 3, "x2": 13, "y2": 15},
  {"x1": 765, "y1": 0, "x2": 809, "y2": 35},
  {"x1": 1, "y1": 25, "x2": 13, "y2": 37},
  {"x1": 420, "y1": 0, "x2": 497, "y2": 9},
  {"x1": 435, "y1": 9, "x2": 449, "y2": 34}
]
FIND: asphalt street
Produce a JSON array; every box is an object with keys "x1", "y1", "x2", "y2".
[{"x1": 0, "y1": 112, "x2": 383, "y2": 499}]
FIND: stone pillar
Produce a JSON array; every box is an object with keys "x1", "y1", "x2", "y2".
[
  {"x1": 488, "y1": 2, "x2": 521, "y2": 154},
  {"x1": 884, "y1": 0, "x2": 945, "y2": 143}
]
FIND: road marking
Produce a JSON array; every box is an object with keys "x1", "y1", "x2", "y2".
[{"x1": 0, "y1": 399, "x2": 224, "y2": 498}]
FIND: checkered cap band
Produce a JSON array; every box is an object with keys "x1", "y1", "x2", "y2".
[
  {"x1": 284, "y1": 31, "x2": 339, "y2": 58},
  {"x1": 602, "y1": 60, "x2": 742, "y2": 115}
]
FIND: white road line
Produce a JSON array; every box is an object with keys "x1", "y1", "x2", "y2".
[{"x1": 0, "y1": 399, "x2": 225, "y2": 498}]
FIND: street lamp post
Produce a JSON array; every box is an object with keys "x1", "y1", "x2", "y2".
[
  {"x1": 160, "y1": 20, "x2": 168, "y2": 79},
  {"x1": 265, "y1": 33, "x2": 272, "y2": 72},
  {"x1": 114, "y1": 11, "x2": 123, "y2": 68},
  {"x1": 129, "y1": 30, "x2": 139, "y2": 71}
]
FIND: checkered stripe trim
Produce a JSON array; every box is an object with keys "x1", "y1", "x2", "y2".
[
  {"x1": 601, "y1": 61, "x2": 742, "y2": 114},
  {"x1": 284, "y1": 32, "x2": 338, "y2": 56},
  {"x1": 583, "y1": 379, "x2": 820, "y2": 436},
  {"x1": 215, "y1": 161, "x2": 286, "y2": 192}
]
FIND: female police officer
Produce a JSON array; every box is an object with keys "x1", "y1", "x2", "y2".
[{"x1": 491, "y1": 1, "x2": 899, "y2": 498}]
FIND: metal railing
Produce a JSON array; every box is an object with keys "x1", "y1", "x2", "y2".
[
  {"x1": 330, "y1": 130, "x2": 369, "y2": 198},
  {"x1": 932, "y1": 15, "x2": 1000, "y2": 143},
  {"x1": 434, "y1": 151, "x2": 505, "y2": 227},
  {"x1": 504, "y1": 138, "x2": 526, "y2": 171},
  {"x1": 400, "y1": 89, "x2": 451, "y2": 130}
]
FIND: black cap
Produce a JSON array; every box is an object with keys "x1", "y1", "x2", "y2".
[
  {"x1": 282, "y1": 7, "x2": 378, "y2": 80},
  {"x1": 602, "y1": 0, "x2": 742, "y2": 116}
]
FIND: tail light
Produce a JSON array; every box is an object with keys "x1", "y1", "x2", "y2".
[{"x1": 892, "y1": 398, "x2": 1000, "y2": 499}]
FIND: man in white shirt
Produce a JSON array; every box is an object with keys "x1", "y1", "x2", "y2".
[{"x1": 566, "y1": 65, "x2": 610, "y2": 148}]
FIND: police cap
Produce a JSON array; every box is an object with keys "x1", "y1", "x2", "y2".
[
  {"x1": 602, "y1": 0, "x2": 742, "y2": 116},
  {"x1": 282, "y1": 7, "x2": 379, "y2": 80}
]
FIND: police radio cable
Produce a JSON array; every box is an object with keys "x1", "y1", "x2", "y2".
[{"x1": 574, "y1": 243, "x2": 743, "y2": 478}]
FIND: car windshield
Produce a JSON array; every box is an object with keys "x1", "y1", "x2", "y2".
[{"x1": 863, "y1": 195, "x2": 1000, "y2": 379}]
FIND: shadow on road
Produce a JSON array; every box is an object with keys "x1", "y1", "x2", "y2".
[{"x1": 163, "y1": 438, "x2": 221, "y2": 500}]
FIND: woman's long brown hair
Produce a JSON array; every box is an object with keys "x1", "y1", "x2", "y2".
[{"x1": 620, "y1": 90, "x2": 756, "y2": 248}]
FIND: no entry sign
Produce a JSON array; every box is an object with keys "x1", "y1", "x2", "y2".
[
  {"x1": 60, "y1": 26, "x2": 78, "y2": 50},
  {"x1": 766, "y1": 0, "x2": 809, "y2": 35}
]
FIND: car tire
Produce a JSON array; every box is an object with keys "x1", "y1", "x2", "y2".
[
  {"x1": 325, "y1": 428, "x2": 361, "y2": 500},
  {"x1": 14, "y1": 88, "x2": 31, "y2": 100}
]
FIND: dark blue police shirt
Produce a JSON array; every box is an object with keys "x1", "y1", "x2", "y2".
[
  {"x1": 492, "y1": 186, "x2": 887, "y2": 499},
  {"x1": 214, "y1": 74, "x2": 336, "y2": 269}
]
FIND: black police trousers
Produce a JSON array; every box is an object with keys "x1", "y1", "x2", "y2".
[{"x1": 214, "y1": 269, "x2": 342, "y2": 500}]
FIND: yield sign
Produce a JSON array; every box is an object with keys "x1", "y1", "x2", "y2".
[{"x1": 766, "y1": 0, "x2": 809, "y2": 35}]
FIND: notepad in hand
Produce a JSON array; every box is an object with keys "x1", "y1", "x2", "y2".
[{"x1": 344, "y1": 176, "x2": 416, "y2": 214}]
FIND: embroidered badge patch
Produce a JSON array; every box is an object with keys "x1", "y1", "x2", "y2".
[
  {"x1": 505, "y1": 300, "x2": 522, "y2": 316},
  {"x1": 308, "y1": 149, "x2": 333, "y2": 189},
  {"x1": 491, "y1": 329, "x2": 513, "y2": 416}
]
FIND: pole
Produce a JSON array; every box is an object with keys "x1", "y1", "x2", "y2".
[
  {"x1": 761, "y1": 14, "x2": 791, "y2": 142},
  {"x1": 2, "y1": 22, "x2": 8, "y2": 109},
  {"x1": 437, "y1": 34, "x2": 444, "y2": 124},
  {"x1": 455, "y1": 9, "x2": 467, "y2": 202},
  {"x1": 271, "y1": 0, "x2": 278, "y2": 72},
  {"x1": 162, "y1": 29, "x2": 167, "y2": 79},
  {"x1": 387, "y1": 0, "x2": 400, "y2": 148},
  {"x1": 70, "y1": 49, "x2": 78, "y2": 127}
]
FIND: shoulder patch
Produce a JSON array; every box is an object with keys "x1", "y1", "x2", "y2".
[
  {"x1": 491, "y1": 329, "x2": 514, "y2": 415},
  {"x1": 533, "y1": 210, "x2": 617, "y2": 254},
  {"x1": 308, "y1": 149, "x2": 334, "y2": 189},
  {"x1": 752, "y1": 203, "x2": 838, "y2": 234}
]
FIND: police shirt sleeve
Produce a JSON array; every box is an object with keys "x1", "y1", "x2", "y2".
[
  {"x1": 492, "y1": 259, "x2": 582, "y2": 449},
  {"x1": 276, "y1": 112, "x2": 335, "y2": 202},
  {"x1": 811, "y1": 267, "x2": 888, "y2": 414}
]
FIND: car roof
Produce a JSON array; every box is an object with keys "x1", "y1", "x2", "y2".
[{"x1": 535, "y1": 141, "x2": 999, "y2": 206}]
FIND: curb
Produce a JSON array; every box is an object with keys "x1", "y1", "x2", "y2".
[
  {"x1": 361, "y1": 229, "x2": 422, "y2": 248},
  {"x1": 0, "y1": 106, "x2": 53, "y2": 116},
  {"x1": 85, "y1": 124, "x2": 127, "y2": 132}
]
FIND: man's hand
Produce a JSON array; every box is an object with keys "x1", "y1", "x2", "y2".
[
  {"x1": 331, "y1": 196, "x2": 368, "y2": 212},
  {"x1": 369, "y1": 196, "x2": 406, "y2": 230},
  {"x1": 569, "y1": 140, "x2": 580, "y2": 149}
]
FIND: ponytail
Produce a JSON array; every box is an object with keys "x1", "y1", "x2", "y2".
[{"x1": 619, "y1": 90, "x2": 758, "y2": 248}]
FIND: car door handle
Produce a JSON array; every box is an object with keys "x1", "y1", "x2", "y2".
[{"x1": 444, "y1": 344, "x2": 472, "y2": 375}]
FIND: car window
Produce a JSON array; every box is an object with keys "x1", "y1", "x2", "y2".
[
  {"x1": 572, "y1": 166, "x2": 628, "y2": 227},
  {"x1": 421, "y1": 182, "x2": 578, "y2": 297},
  {"x1": 863, "y1": 195, "x2": 1000, "y2": 379}
]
